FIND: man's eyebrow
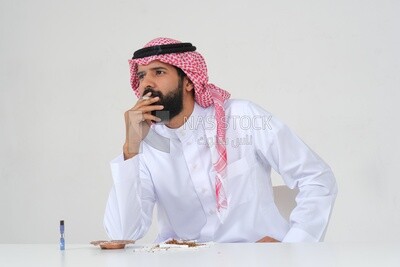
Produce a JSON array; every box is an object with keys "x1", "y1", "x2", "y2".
[
  {"x1": 137, "y1": 66, "x2": 168, "y2": 74},
  {"x1": 150, "y1": 66, "x2": 168, "y2": 71}
]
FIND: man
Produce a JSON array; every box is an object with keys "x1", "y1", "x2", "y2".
[{"x1": 104, "y1": 37, "x2": 337, "y2": 243}]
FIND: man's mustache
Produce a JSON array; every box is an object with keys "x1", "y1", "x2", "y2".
[{"x1": 142, "y1": 87, "x2": 162, "y2": 99}]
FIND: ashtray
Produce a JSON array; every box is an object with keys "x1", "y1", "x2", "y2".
[{"x1": 90, "y1": 240, "x2": 135, "y2": 249}]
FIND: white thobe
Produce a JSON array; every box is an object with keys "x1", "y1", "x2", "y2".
[{"x1": 104, "y1": 99, "x2": 337, "y2": 242}]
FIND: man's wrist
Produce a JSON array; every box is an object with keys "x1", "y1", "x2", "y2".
[
  {"x1": 123, "y1": 143, "x2": 140, "y2": 160},
  {"x1": 123, "y1": 151, "x2": 138, "y2": 160}
]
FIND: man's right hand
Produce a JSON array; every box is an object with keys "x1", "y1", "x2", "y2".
[{"x1": 123, "y1": 92, "x2": 164, "y2": 160}]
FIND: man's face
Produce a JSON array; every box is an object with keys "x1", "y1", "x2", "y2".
[{"x1": 137, "y1": 61, "x2": 184, "y2": 122}]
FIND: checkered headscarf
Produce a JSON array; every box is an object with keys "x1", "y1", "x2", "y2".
[{"x1": 128, "y1": 37, "x2": 230, "y2": 212}]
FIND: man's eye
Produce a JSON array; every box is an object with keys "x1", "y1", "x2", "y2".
[
  {"x1": 156, "y1": 70, "x2": 165, "y2": 75},
  {"x1": 137, "y1": 73, "x2": 145, "y2": 80}
]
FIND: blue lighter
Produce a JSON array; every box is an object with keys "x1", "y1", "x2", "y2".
[{"x1": 60, "y1": 220, "x2": 65, "y2": 250}]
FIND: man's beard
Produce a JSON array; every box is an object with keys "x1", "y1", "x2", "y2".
[{"x1": 142, "y1": 78, "x2": 184, "y2": 123}]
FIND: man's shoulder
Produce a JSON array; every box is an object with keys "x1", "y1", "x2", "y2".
[
  {"x1": 224, "y1": 99, "x2": 252, "y2": 112},
  {"x1": 224, "y1": 99, "x2": 271, "y2": 116}
]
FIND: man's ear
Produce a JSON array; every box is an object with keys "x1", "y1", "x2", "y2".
[{"x1": 184, "y1": 77, "x2": 194, "y2": 92}]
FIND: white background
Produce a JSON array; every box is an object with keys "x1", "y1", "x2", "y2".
[{"x1": 1, "y1": 0, "x2": 399, "y2": 244}]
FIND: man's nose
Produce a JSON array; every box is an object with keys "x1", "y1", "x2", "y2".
[{"x1": 140, "y1": 74, "x2": 156, "y2": 91}]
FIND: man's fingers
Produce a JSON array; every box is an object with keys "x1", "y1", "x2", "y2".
[
  {"x1": 127, "y1": 109, "x2": 162, "y2": 124},
  {"x1": 141, "y1": 91, "x2": 152, "y2": 99},
  {"x1": 142, "y1": 113, "x2": 162, "y2": 123},
  {"x1": 126, "y1": 96, "x2": 162, "y2": 114},
  {"x1": 127, "y1": 110, "x2": 145, "y2": 123},
  {"x1": 137, "y1": 104, "x2": 164, "y2": 113},
  {"x1": 136, "y1": 96, "x2": 161, "y2": 107},
  {"x1": 256, "y1": 236, "x2": 280, "y2": 243}
]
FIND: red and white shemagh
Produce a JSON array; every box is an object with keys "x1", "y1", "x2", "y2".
[{"x1": 128, "y1": 37, "x2": 230, "y2": 213}]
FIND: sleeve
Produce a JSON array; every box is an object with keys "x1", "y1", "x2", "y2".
[
  {"x1": 103, "y1": 153, "x2": 156, "y2": 240},
  {"x1": 249, "y1": 103, "x2": 338, "y2": 242}
]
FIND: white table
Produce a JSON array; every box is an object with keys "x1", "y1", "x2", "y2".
[{"x1": 1, "y1": 242, "x2": 399, "y2": 267}]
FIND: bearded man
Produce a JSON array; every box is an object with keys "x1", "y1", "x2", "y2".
[{"x1": 104, "y1": 37, "x2": 337, "y2": 243}]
